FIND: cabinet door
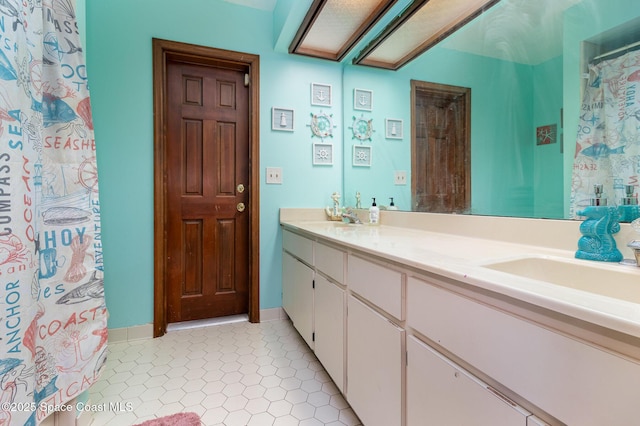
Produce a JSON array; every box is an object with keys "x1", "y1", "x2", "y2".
[
  {"x1": 314, "y1": 274, "x2": 345, "y2": 392},
  {"x1": 407, "y1": 335, "x2": 529, "y2": 426},
  {"x1": 347, "y1": 295, "x2": 403, "y2": 426},
  {"x1": 282, "y1": 251, "x2": 314, "y2": 348}
]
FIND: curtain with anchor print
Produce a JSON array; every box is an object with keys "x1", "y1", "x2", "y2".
[
  {"x1": 570, "y1": 49, "x2": 640, "y2": 217},
  {"x1": 0, "y1": 0, "x2": 107, "y2": 424}
]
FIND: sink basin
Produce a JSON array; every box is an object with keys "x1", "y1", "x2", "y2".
[{"x1": 483, "y1": 256, "x2": 640, "y2": 304}]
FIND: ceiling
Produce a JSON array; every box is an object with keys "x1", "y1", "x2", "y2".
[
  {"x1": 221, "y1": 0, "x2": 278, "y2": 11},
  {"x1": 441, "y1": 0, "x2": 584, "y2": 65},
  {"x1": 224, "y1": 0, "x2": 586, "y2": 67}
]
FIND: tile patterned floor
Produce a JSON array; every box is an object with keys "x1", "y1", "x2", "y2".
[{"x1": 89, "y1": 319, "x2": 362, "y2": 425}]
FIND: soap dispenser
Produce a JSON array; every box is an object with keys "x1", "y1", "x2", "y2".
[
  {"x1": 591, "y1": 184, "x2": 607, "y2": 206},
  {"x1": 388, "y1": 197, "x2": 398, "y2": 210},
  {"x1": 369, "y1": 198, "x2": 380, "y2": 224},
  {"x1": 618, "y1": 185, "x2": 640, "y2": 222}
]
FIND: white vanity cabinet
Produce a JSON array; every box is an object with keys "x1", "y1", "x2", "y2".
[
  {"x1": 407, "y1": 335, "x2": 531, "y2": 425},
  {"x1": 282, "y1": 229, "x2": 346, "y2": 390},
  {"x1": 282, "y1": 229, "x2": 315, "y2": 348},
  {"x1": 346, "y1": 254, "x2": 405, "y2": 426},
  {"x1": 314, "y1": 273, "x2": 345, "y2": 392},
  {"x1": 348, "y1": 254, "x2": 404, "y2": 320},
  {"x1": 281, "y1": 217, "x2": 640, "y2": 426},
  {"x1": 314, "y1": 241, "x2": 346, "y2": 392},
  {"x1": 408, "y1": 275, "x2": 640, "y2": 426},
  {"x1": 281, "y1": 250, "x2": 314, "y2": 349},
  {"x1": 347, "y1": 294, "x2": 404, "y2": 426}
]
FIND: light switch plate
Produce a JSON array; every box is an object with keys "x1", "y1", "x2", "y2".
[
  {"x1": 394, "y1": 170, "x2": 407, "y2": 185},
  {"x1": 266, "y1": 167, "x2": 283, "y2": 184}
]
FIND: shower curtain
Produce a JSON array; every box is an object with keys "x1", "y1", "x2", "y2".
[
  {"x1": 570, "y1": 49, "x2": 640, "y2": 217},
  {"x1": 0, "y1": 1, "x2": 106, "y2": 425}
]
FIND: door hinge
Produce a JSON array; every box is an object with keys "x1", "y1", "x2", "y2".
[
  {"x1": 312, "y1": 332, "x2": 315, "y2": 342},
  {"x1": 406, "y1": 350, "x2": 408, "y2": 367},
  {"x1": 244, "y1": 73, "x2": 250, "y2": 87},
  {"x1": 312, "y1": 279, "x2": 315, "y2": 289}
]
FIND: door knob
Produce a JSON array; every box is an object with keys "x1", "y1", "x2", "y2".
[
  {"x1": 237, "y1": 183, "x2": 245, "y2": 193},
  {"x1": 237, "y1": 202, "x2": 246, "y2": 212}
]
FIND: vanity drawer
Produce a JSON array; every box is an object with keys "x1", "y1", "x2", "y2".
[
  {"x1": 407, "y1": 335, "x2": 531, "y2": 425},
  {"x1": 283, "y1": 229, "x2": 313, "y2": 265},
  {"x1": 407, "y1": 275, "x2": 640, "y2": 426},
  {"x1": 315, "y1": 242, "x2": 345, "y2": 284},
  {"x1": 348, "y1": 255, "x2": 404, "y2": 320}
]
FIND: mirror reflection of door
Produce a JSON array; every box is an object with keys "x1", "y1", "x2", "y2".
[{"x1": 411, "y1": 80, "x2": 471, "y2": 213}]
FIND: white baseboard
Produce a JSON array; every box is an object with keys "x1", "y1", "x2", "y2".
[
  {"x1": 107, "y1": 323, "x2": 154, "y2": 343},
  {"x1": 108, "y1": 308, "x2": 287, "y2": 343},
  {"x1": 260, "y1": 307, "x2": 287, "y2": 321}
]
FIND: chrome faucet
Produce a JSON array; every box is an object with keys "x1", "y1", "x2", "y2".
[
  {"x1": 627, "y1": 240, "x2": 640, "y2": 266},
  {"x1": 341, "y1": 209, "x2": 362, "y2": 224},
  {"x1": 629, "y1": 218, "x2": 640, "y2": 267}
]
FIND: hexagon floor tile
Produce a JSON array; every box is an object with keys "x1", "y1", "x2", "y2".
[{"x1": 90, "y1": 319, "x2": 362, "y2": 425}]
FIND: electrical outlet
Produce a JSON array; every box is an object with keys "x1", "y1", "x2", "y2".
[
  {"x1": 266, "y1": 167, "x2": 283, "y2": 184},
  {"x1": 394, "y1": 170, "x2": 407, "y2": 185}
]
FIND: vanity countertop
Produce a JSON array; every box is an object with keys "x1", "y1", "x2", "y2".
[{"x1": 281, "y1": 218, "x2": 640, "y2": 341}]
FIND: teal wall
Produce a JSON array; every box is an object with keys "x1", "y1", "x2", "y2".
[
  {"x1": 86, "y1": 0, "x2": 341, "y2": 328},
  {"x1": 533, "y1": 55, "x2": 564, "y2": 219}
]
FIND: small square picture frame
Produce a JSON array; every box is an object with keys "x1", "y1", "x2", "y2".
[
  {"x1": 272, "y1": 107, "x2": 294, "y2": 131},
  {"x1": 313, "y1": 143, "x2": 333, "y2": 166},
  {"x1": 536, "y1": 123, "x2": 557, "y2": 145},
  {"x1": 311, "y1": 83, "x2": 332, "y2": 107},
  {"x1": 353, "y1": 145, "x2": 372, "y2": 167},
  {"x1": 354, "y1": 88, "x2": 373, "y2": 111},
  {"x1": 385, "y1": 119, "x2": 403, "y2": 139}
]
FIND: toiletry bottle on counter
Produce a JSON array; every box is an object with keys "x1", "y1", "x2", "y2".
[
  {"x1": 388, "y1": 197, "x2": 398, "y2": 210},
  {"x1": 369, "y1": 198, "x2": 379, "y2": 224}
]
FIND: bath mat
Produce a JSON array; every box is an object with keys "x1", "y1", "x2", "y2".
[{"x1": 133, "y1": 412, "x2": 201, "y2": 426}]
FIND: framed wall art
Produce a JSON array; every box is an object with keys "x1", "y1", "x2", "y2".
[
  {"x1": 311, "y1": 82, "x2": 332, "y2": 107},
  {"x1": 385, "y1": 118, "x2": 403, "y2": 139},
  {"x1": 354, "y1": 88, "x2": 373, "y2": 111},
  {"x1": 353, "y1": 145, "x2": 372, "y2": 167},
  {"x1": 272, "y1": 107, "x2": 294, "y2": 131},
  {"x1": 536, "y1": 124, "x2": 557, "y2": 145},
  {"x1": 313, "y1": 143, "x2": 333, "y2": 166}
]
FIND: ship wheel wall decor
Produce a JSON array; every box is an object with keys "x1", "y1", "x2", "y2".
[
  {"x1": 308, "y1": 111, "x2": 336, "y2": 140},
  {"x1": 350, "y1": 114, "x2": 374, "y2": 141}
]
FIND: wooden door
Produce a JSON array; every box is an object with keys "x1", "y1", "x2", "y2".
[
  {"x1": 412, "y1": 80, "x2": 470, "y2": 213},
  {"x1": 153, "y1": 39, "x2": 260, "y2": 337},
  {"x1": 165, "y1": 57, "x2": 249, "y2": 323}
]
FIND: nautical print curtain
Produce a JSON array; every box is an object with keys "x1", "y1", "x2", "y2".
[
  {"x1": 570, "y1": 49, "x2": 640, "y2": 217},
  {"x1": 0, "y1": 1, "x2": 106, "y2": 425}
]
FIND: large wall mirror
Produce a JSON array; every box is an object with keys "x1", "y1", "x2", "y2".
[{"x1": 341, "y1": 0, "x2": 640, "y2": 219}]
